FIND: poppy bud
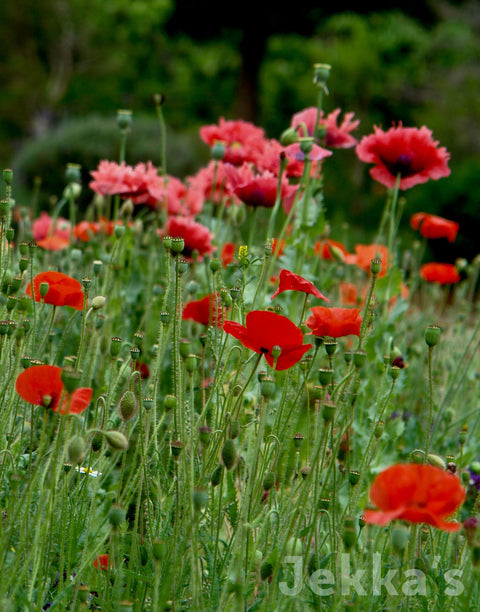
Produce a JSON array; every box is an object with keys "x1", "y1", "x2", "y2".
[
  {"x1": 228, "y1": 420, "x2": 240, "y2": 440},
  {"x1": 425, "y1": 324, "x2": 441, "y2": 347},
  {"x1": 104, "y1": 430, "x2": 129, "y2": 451},
  {"x1": 374, "y1": 420, "x2": 385, "y2": 439},
  {"x1": 91, "y1": 432, "x2": 103, "y2": 452},
  {"x1": 285, "y1": 537, "x2": 303, "y2": 556},
  {"x1": 211, "y1": 464, "x2": 223, "y2": 487},
  {"x1": 164, "y1": 394, "x2": 176, "y2": 412},
  {"x1": 118, "y1": 390, "x2": 137, "y2": 421},
  {"x1": 91, "y1": 296, "x2": 106, "y2": 310},
  {"x1": 67, "y1": 435, "x2": 86, "y2": 465},
  {"x1": 263, "y1": 471, "x2": 275, "y2": 491},
  {"x1": 459, "y1": 426, "x2": 468, "y2": 445},
  {"x1": 39, "y1": 282, "x2": 49, "y2": 299},
  {"x1": 210, "y1": 258, "x2": 221, "y2": 273},
  {"x1": 109, "y1": 503, "x2": 126, "y2": 528},
  {"x1": 221, "y1": 439, "x2": 236, "y2": 470},
  {"x1": 426, "y1": 453, "x2": 446, "y2": 470},
  {"x1": 280, "y1": 126, "x2": 300, "y2": 146},
  {"x1": 220, "y1": 288, "x2": 232, "y2": 307}
]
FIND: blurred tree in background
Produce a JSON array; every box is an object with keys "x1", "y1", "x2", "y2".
[{"x1": 1, "y1": 0, "x2": 479, "y2": 258}]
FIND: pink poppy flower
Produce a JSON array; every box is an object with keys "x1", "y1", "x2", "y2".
[
  {"x1": 291, "y1": 107, "x2": 360, "y2": 148},
  {"x1": 224, "y1": 163, "x2": 297, "y2": 209},
  {"x1": 165, "y1": 216, "x2": 215, "y2": 260},
  {"x1": 199, "y1": 118, "x2": 268, "y2": 166},
  {"x1": 356, "y1": 124, "x2": 451, "y2": 190}
]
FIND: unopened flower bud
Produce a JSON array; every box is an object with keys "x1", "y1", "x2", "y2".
[
  {"x1": 263, "y1": 471, "x2": 275, "y2": 491},
  {"x1": 91, "y1": 295, "x2": 106, "y2": 310},
  {"x1": 104, "y1": 430, "x2": 129, "y2": 451},
  {"x1": 67, "y1": 435, "x2": 86, "y2": 465},
  {"x1": 164, "y1": 394, "x2": 176, "y2": 412},
  {"x1": 280, "y1": 126, "x2": 300, "y2": 146},
  {"x1": 221, "y1": 439, "x2": 236, "y2": 470},
  {"x1": 118, "y1": 390, "x2": 137, "y2": 421},
  {"x1": 229, "y1": 420, "x2": 240, "y2": 440},
  {"x1": 211, "y1": 464, "x2": 223, "y2": 487}
]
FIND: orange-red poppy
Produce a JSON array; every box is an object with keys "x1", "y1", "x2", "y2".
[
  {"x1": 182, "y1": 294, "x2": 225, "y2": 327},
  {"x1": 420, "y1": 263, "x2": 460, "y2": 285},
  {"x1": 26, "y1": 271, "x2": 85, "y2": 310},
  {"x1": 410, "y1": 212, "x2": 459, "y2": 242},
  {"x1": 15, "y1": 365, "x2": 92, "y2": 415},
  {"x1": 364, "y1": 463, "x2": 465, "y2": 531},
  {"x1": 271, "y1": 269, "x2": 329, "y2": 301},
  {"x1": 223, "y1": 310, "x2": 312, "y2": 371},
  {"x1": 305, "y1": 306, "x2": 362, "y2": 338},
  {"x1": 93, "y1": 554, "x2": 110, "y2": 570}
]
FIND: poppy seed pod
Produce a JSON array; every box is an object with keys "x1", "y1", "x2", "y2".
[{"x1": 425, "y1": 324, "x2": 441, "y2": 347}]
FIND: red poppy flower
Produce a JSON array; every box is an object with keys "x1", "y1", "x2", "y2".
[
  {"x1": 15, "y1": 365, "x2": 92, "y2": 415},
  {"x1": 271, "y1": 238, "x2": 286, "y2": 257},
  {"x1": 314, "y1": 239, "x2": 351, "y2": 261},
  {"x1": 363, "y1": 463, "x2": 465, "y2": 532},
  {"x1": 164, "y1": 216, "x2": 215, "y2": 261},
  {"x1": 93, "y1": 554, "x2": 110, "y2": 571},
  {"x1": 221, "y1": 242, "x2": 236, "y2": 267},
  {"x1": 182, "y1": 294, "x2": 225, "y2": 327},
  {"x1": 420, "y1": 263, "x2": 461, "y2": 285},
  {"x1": 340, "y1": 282, "x2": 360, "y2": 307},
  {"x1": 36, "y1": 236, "x2": 70, "y2": 251},
  {"x1": 271, "y1": 269, "x2": 329, "y2": 302},
  {"x1": 223, "y1": 311, "x2": 312, "y2": 371},
  {"x1": 26, "y1": 271, "x2": 85, "y2": 310},
  {"x1": 410, "y1": 212, "x2": 459, "y2": 242},
  {"x1": 224, "y1": 163, "x2": 297, "y2": 209},
  {"x1": 305, "y1": 307, "x2": 362, "y2": 338},
  {"x1": 356, "y1": 124, "x2": 450, "y2": 190},
  {"x1": 32, "y1": 211, "x2": 71, "y2": 242},
  {"x1": 74, "y1": 220, "x2": 101, "y2": 242}
]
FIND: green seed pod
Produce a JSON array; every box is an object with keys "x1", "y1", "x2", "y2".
[
  {"x1": 164, "y1": 394, "x2": 176, "y2": 412},
  {"x1": 152, "y1": 539, "x2": 166, "y2": 561},
  {"x1": 370, "y1": 257, "x2": 382, "y2": 276},
  {"x1": 293, "y1": 433, "x2": 304, "y2": 450},
  {"x1": 193, "y1": 487, "x2": 208, "y2": 512},
  {"x1": 118, "y1": 390, "x2": 137, "y2": 422},
  {"x1": 349, "y1": 470, "x2": 360, "y2": 486},
  {"x1": 322, "y1": 401, "x2": 336, "y2": 423},
  {"x1": 199, "y1": 425, "x2": 212, "y2": 446},
  {"x1": 391, "y1": 525, "x2": 409, "y2": 552},
  {"x1": 110, "y1": 337, "x2": 123, "y2": 357},
  {"x1": 260, "y1": 376, "x2": 276, "y2": 398},
  {"x1": 374, "y1": 420, "x2": 385, "y2": 439},
  {"x1": 324, "y1": 340, "x2": 337, "y2": 356},
  {"x1": 221, "y1": 439, "x2": 236, "y2": 470},
  {"x1": 170, "y1": 440, "x2": 182, "y2": 458},
  {"x1": 318, "y1": 368, "x2": 333, "y2": 387},
  {"x1": 425, "y1": 324, "x2": 441, "y2": 347},
  {"x1": 353, "y1": 349, "x2": 367, "y2": 369},
  {"x1": 170, "y1": 237, "x2": 184, "y2": 254},
  {"x1": 300, "y1": 465, "x2": 311, "y2": 479}
]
